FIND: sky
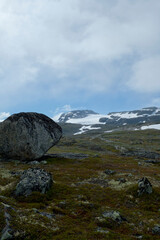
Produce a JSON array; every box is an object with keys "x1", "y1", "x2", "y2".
[{"x1": 0, "y1": 0, "x2": 160, "y2": 121}]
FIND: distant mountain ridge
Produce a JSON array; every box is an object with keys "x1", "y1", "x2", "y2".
[{"x1": 54, "y1": 107, "x2": 160, "y2": 126}]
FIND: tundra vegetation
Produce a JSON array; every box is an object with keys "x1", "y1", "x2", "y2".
[{"x1": 0, "y1": 129, "x2": 160, "y2": 239}]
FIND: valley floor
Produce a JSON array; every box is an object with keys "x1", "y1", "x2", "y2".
[{"x1": 0, "y1": 129, "x2": 160, "y2": 239}]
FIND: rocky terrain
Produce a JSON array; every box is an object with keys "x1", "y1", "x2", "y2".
[{"x1": 0, "y1": 124, "x2": 160, "y2": 239}]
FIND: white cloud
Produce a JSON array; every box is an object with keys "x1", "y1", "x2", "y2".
[
  {"x1": 52, "y1": 104, "x2": 72, "y2": 121},
  {"x1": 0, "y1": 112, "x2": 10, "y2": 122},
  {"x1": 55, "y1": 104, "x2": 72, "y2": 114},
  {"x1": 0, "y1": 0, "x2": 160, "y2": 109},
  {"x1": 127, "y1": 56, "x2": 160, "y2": 93}
]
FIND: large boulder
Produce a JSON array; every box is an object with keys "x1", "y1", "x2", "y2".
[
  {"x1": 15, "y1": 168, "x2": 53, "y2": 196},
  {"x1": 0, "y1": 112, "x2": 62, "y2": 160}
]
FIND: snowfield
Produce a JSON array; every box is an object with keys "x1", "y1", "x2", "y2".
[
  {"x1": 66, "y1": 114, "x2": 107, "y2": 125},
  {"x1": 74, "y1": 125, "x2": 101, "y2": 135},
  {"x1": 141, "y1": 124, "x2": 160, "y2": 130}
]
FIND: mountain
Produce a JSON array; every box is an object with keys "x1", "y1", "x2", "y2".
[
  {"x1": 99, "y1": 107, "x2": 160, "y2": 125},
  {"x1": 54, "y1": 107, "x2": 160, "y2": 125},
  {"x1": 58, "y1": 110, "x2": 98, "y2": 123},
  {"x1": 53, "y1": 107, "x2": 160, "y2": 136}
]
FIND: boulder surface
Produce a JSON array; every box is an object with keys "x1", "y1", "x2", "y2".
[
  {"x1": 0, "y1": 112, "x2": 62, "y2": 160},
  {"x1": 15, "y1": 168, "x2": 53, "y2": 196}
]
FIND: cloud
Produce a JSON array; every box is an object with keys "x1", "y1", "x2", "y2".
[
  {"x1": 54, "y1": 104, "x2": 72, "y2": 114},
  {"x1": 0, "y1": 112, "x2": 10, "y2": 122},
  {"x1": 0, "y1": 0, "x2": 160, "y2": 110},
  {"x1": 127, "y1": 56, "x2": 160, "y2": 93}
]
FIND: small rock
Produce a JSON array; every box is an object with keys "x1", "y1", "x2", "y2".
[
  {"x1": 152, "y1": 225, "x2": 160, "y2": 235},
  {"x1": 58, "y1": 201, "x2": 67, "y2": 209},
  {"x1": 133, "y1": 234, "x2": 143, "y2": 239},
  {"x1": 102, "y1": 210, "x2": 126, "y2": 223},
  {"x1": 33, "y1": 209, "x2": 55, "y2": 219},
  {"x1": 41, "y1": 160, "x2": 47, "y2": 164},
  {"x1": 138, "y1": 177, "x2": 152, "y2": 196},
  {"x1": 117, "y1": 178, "x2": 126, "y2": 184},
  {"x1": 0, "y1": 204, "x2": 15, "y2": 240},
  {"x1": 78, "y1": 201, "x2": 95, "y2": 209},
  {"x1": 29, "y1": 161, "x2": 40, "y2": 165},
  {"x1": 104, "y1": 169, "x2": 116, "y2": 175},
  {"x1": 14, "y1": 168, "x2": 53, "y2": 197},
  {"x1": 96, "y1": 227, "x2": 109, "y2": 234}
]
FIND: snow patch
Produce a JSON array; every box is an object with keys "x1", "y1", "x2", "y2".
[
  {"x1": 105, "y1": 130, "x2": 114, "y2": 133},
  {"x1": 141, "y1": 124, "x2": 160, "y2": 130},
  {"x1": 67, "y1": 114, "x2": 107, "y2": 125},
  {"x1": 74, "y1": 125, "x2": 101, "y2": 135},
  {"x1": 109, "y1": 112, "x2": 139, "y2": 119}
]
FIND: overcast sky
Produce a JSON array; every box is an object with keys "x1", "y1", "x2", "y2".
[{"x1": 0, "y1": 0, "x2": 160, "y2": 120}]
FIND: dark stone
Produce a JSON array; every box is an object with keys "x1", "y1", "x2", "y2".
[
  {"x1": 117, "y1": 178, "x2": 126, "y2": 183},
  {"x1": 14, "y1": 168, "x2": 53, "y2": 197},
  {"x1": 102, "y1": 210, "x2": 127, "y2": 223},
  {"x1": 0, "y1": 112, "x2": 62, "y2": 160},
  {"x1": 138, "y1": 177, "x2": 152, "y2": 196},
  {"x1": 104, "y1": 169, "x2": 116, "y2": 175},
  {"x1": 152, "y1": 225, "x2": 160, "y2": 235},
  {"x1": 0, "y1": 204, "x2": 15, "y2": 240}
]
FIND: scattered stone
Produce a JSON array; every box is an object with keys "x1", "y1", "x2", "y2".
[
  {"x1": 33, "y1": 209, "x2": 55, "y2": 219},
  {"x1": 138, "y1": 177, "x2": 152, "y2": 196},
  {"x1": 96, "y1": 210, "x2": 126, "y2": 229},
  {"x1": 76, "y1": 195, "x2": 87, "y2": 201},
  {"x1": 96, "y1": 227, "x2": 109, "y2": 234},
  {"x1": 78, "y1": 201, "x2": 95, "y2": 209},
  {"x1": 0, "y1": 112, "x2": 62, "y2": 160},
  {"x1": 152, "y1": 225, "x2": 160, "y2": 235},
  {"x1": 41, "y1": 160, "x2": 47, "y2": 164},
  {"x1": 102, "y1": 210, "x2": 126, "y2": 223},
  {"x1": 132, "y1": 234, "x2": 143, "y2": 239},
  {"x1": 14, "y1": 168, "x2": 53, "y2": 197},
  {"x1": 0, "y1": 203, "x2": 15, "y2": 240},
  {"x1": 104, "y1": 169, "x2": 116, "y2": 175},
  {"x1": 117, "y1": 178, "x2": 126, "y2": 184},
  {"x1": 29, "y1": 161, "x2": 40, "y2": 165}
]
